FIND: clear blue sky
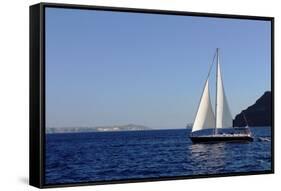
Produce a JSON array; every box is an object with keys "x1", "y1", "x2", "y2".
[{"x1": 45, "y1": 7, "x2": 271, "y2": 129}]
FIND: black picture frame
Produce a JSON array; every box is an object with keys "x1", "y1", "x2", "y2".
[{"x1": 30, "y1": 2, "x2": 274, "y2": 188}]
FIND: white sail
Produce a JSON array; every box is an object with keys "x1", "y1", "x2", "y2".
[
  {"x1": 216, "y1": 55, "x2": 233, "y2": 129},
  {"x1": 192, "y1": 79, "x2": 216, "y2": 132}
]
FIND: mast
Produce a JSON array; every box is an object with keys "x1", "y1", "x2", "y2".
[
  {"x1": 214, "y1": 48, "x2": 219, "y2": 135},
  {"x1": 215, "y1": 48, "x2": 233, "y2": 130}
]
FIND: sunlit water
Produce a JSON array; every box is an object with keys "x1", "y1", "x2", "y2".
[{"x1": 45, "y1": 127, "x2": 271, "y2": 184}]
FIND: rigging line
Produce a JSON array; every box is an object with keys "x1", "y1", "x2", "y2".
[
  {"x1": 206, "y1": 50, "x2": 217, "y2": 79},
  {"x1": 242, "y1": 111, "x2": 251, "y2": 135},
  {"x1": 242, "y1": 111, "x2": 249, "y2": 126},
  {"x1": 214, "y1": 48, "x2": 219, "y2": 135}
]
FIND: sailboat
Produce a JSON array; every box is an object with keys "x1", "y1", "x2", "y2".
[{"x1": 190, "y1": 48, "x2": 253, "y2": 143}]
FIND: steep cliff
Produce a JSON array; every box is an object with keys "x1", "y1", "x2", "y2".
[{"x1": 233, "y1": 91, "x2": 272, "y2": 127}]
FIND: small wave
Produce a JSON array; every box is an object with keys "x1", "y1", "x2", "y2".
[{"x1": 257, "y1": 137, "x2": 271, "y2": 142}]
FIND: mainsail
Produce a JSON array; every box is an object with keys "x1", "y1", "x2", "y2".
[
  {"x1": 192, "y1": 79, "x2": 216, "y2": 132},
  {"x1": 215, "y1": 53, "x2": 233, "y2": 129}
]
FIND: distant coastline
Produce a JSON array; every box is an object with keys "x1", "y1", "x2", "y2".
[{"x1": 46, "y1": 124, "x2": 152, "y2": 134}]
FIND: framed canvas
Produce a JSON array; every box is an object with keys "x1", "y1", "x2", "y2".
[{"x1": 30, "y1": 2, "x2": 274, "y2": 188}]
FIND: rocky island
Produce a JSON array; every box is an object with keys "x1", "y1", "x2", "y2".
[{"x1": 233, "y1": 91, "x2": 272, "y2": 127}]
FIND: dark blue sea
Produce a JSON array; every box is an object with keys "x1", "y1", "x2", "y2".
[{"x1": 45, "y1": 127, "x2": 272, "y2": 184}]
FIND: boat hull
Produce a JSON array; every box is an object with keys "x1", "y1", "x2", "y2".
[{"x1": 190, "y1": 135, "x2": 253, "y2": 143}]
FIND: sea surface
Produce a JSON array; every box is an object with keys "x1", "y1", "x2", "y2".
[{"x1": 45, "y1": 127, "x2": 272, "y2": 185}]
